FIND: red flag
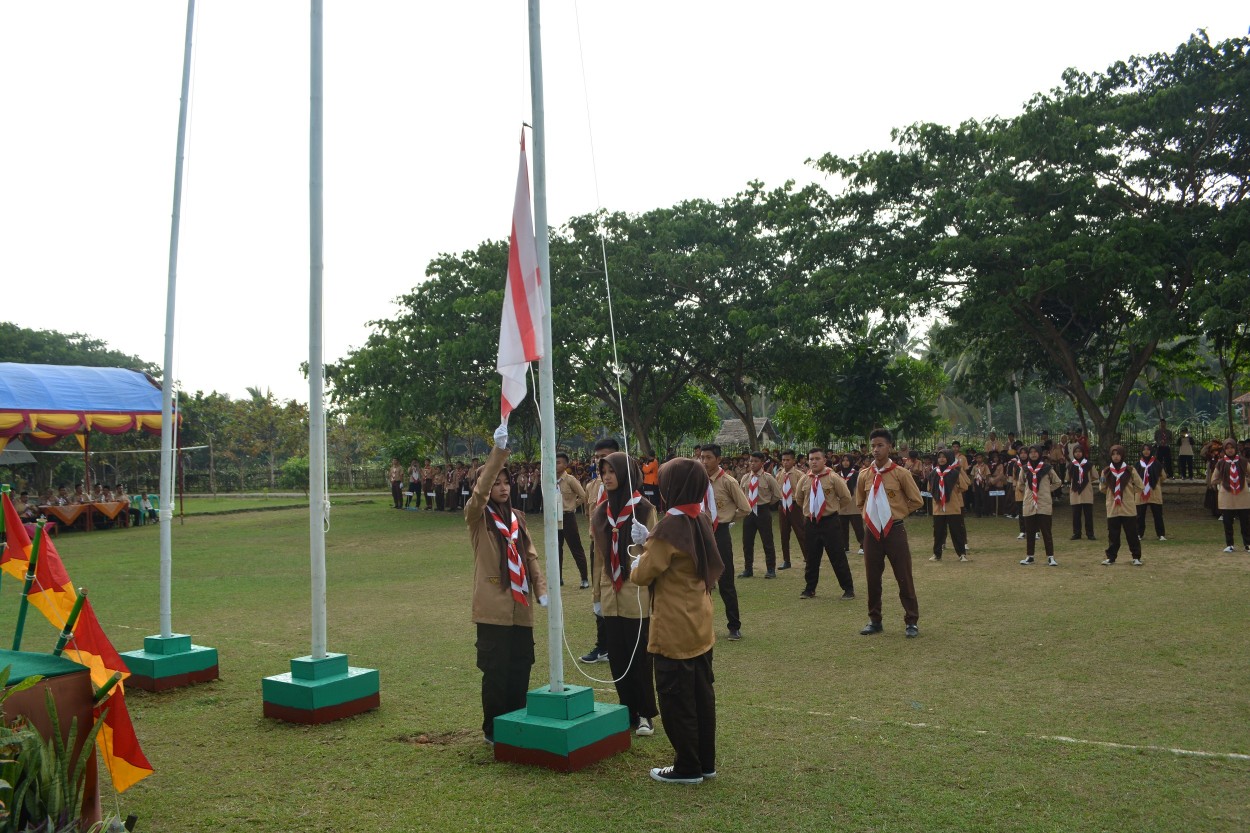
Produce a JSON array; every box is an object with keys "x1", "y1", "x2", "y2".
[
  {"x1": 93, "y1": 688, "x2": 154, "y2": 793},
  {"x1": 1, "y1": 492, "x2": 33, "y2": 570},
  {"x1": 497, "y1": 129, "x2": 544, "y2": 421}
]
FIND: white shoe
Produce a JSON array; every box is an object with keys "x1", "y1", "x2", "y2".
[
  {"x1": 928, "y1": 555, "x2": 941, "y2": 561},
  {"x1": 636, "y1": 717, "x2": 654, "y2": 736},
  {"x1": 1131, "y1": 559, "x2": 1143, "y2": 566},
  {"x1": 1016, "y1": 533, "x2": 1026, "y2": 540},
  {"x1": 1020, "y1": 556, "x2": 1034, "y2": 565},
  {"x1": 958, "y1": 554, "x2": 969, "y2": 562},
  {"x1": 1158, "y1": 536, "x2": 1167, "y2": 542},
  {"x1": 1100, "y1": 558, "x2": 1113, "y2": 565},
  {"x1": 1223, "y1": 545, "x2": 1235, "y2": 553},
  {"x1": 1047, "y1": 556, "x2": 1059, "y2": 567},
  {"x1": 857, "y1": 548, "x2": 864, "y2": 555},
  {"x1": 1036, "y1": 532, "x2": 1041, "y2": 539}
]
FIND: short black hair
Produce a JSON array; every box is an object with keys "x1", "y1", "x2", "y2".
[
  {"x1": 869, "y1": 428, "x2": 893, "y2": 445},
  {"x1": 808, "y1": 447, "x2": 825, "y2": 457},
  {"x1": 702, "y1": 444, "x2": 722, "y2": 459},
  {"x1": 750, "y1": 451, "x2": 766, "y2": 461},
  {"x1": 556, "y1": 452, "x2": 570, "y2": 464},
  {"x1": 593, "y1": 437, "x2": 620, "y2": 452},
  {"x1": 781, "y1": 449, "x2": 796, "y2": 458}
]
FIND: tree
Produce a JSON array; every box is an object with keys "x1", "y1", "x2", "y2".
[
  {"x1": 238, "y1": 387, "x2": 307, "y2": 489},
  {"x1": 0, "y1": 323, "x2": 157, "y2": 375},
  {"x1": 650, "y1": 385, "x2": 719, "y2": 456},
  {"x1": 812, "y1": 33, "x2": 1250, "y2": 452}
]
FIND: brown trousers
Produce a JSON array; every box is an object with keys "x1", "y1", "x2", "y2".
[
  {"x1": 778, "y1": 504, "x2": 806, "y2": 565},
  {"x1": 862, "y1": 522, "x2": 919, "y2": 626}
]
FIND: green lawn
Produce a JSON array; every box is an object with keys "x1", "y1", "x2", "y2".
[{"x1": 6, "y1": 498, "x2": 1246, "y2": 832}]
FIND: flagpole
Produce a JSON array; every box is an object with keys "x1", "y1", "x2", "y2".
[
  {"x1": 308, "y1": 0, "x2": 327, "y2": 660},
  {"x1": 527, "y1": 0, "x2": 563, "y2": 692},
  {"x1": 159, "y1": 0, "x2": 196, "y2": 639}
]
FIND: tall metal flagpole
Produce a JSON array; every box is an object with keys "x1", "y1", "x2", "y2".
[
  {"x1": 159, "y1": 0, "x2": 196, "y2": 639},
  {"x1": 308, "y1": 0, "x2": 328, "y2": 660},
  {"x1": 528, "y1": 0, "x2": 563, "y2": 692}
]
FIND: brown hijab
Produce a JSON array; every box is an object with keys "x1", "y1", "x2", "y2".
[{"x1": 650, "y1": 458, "x2": 723, "y2": 592}]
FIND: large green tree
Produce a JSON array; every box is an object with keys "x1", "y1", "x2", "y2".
[{"x1": 812, "y1": 33, "x2": 1250, "y2": 451}]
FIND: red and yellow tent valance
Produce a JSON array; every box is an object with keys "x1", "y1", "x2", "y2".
[{"x1": 0, "y1": 363, "x2": 171, "y2": 440}]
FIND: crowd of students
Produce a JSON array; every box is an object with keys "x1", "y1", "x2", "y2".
[{"x1": 10, "y1": 482, "x2": 156, "y2": 531}]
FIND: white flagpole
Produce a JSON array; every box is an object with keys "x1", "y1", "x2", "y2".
[
  {"x1": 308, "y1": 0, "x2": 328, "y2": 660},
  {"x1": 159, "y1": 0, "x2": 196, "y2": 639},
  {"x1": 527, "y1": 0, "x2": 563, "y2": 692}
]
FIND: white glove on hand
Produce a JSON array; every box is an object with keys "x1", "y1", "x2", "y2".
[
  {"x1": 538, "y1": 594, "x2": 549, "y2": 607},
  {"x1": 630, "y1": 522, "x2": 648, "y2": 546},
  {"x1": 592, "y1": 602, "x2": 602, "y2": 616},
  {"x1": 492, "y1": 422, "x2": 508, "y2": 449}
]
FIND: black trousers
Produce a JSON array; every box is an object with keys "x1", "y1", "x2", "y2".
[
  {"x1": 642, "y1": 484, "x2": 659, "y2": 506},
  {"x1": 1178, "y1": 455, "x2": 1195, "y2": 479},
  {"x1": 558, "y1": 512, "x2": 589, "y2": 582},
  {"x1": 712, "y1": 524, "x2": 742, "y2": 631},
  {"x1": 423, "y1": 482, "x2": 435, "y2": 509},
  {"x1": 741, "y1": 504, "x2": 777, "y2": 573},
  {"x1": 1105, "y1": 516, "x2": 1141, "y2": 562},
  {"x1": 1071, "y1": 503, "x2": 1095, "y2": 538},
  {"x1": 803, "y1": 514, "x2": 854, "y2": 596},
  {"x1": 435, "y1": 485, "x2": 446, "y2": 511},
  {"x1": 778, "y1": 505, "x2": 805, "y2": 565},
  {"x1": 391, "y1": 481, "x2": 403, "y2": 509},
  {"x1": 654, "y1": 651, "x2": 715, "y2": 778},
  {"x1": 1158, "y1": 446, "x2": 1174, "y2": 478},
  {"x1": 1136, "y1": 503, "x2": 1165, "y2": 538},
  {"x1": 604, "y1": 616, "x2": 657, "y2": 727},
  {"x1": 1222, "y1": 508, "x2": 1250, "y2": 547},
  {"x1": 1024, "y1": 514, "x2": 1054, "y2": 557},
  {"x1": 840, "y1": 513, "x2": 864, "y2": 551},
  {"x1": 475, "y1": 623, "x2": 534, "y2": 741},
  {"x1": 931, "y1": 514, "x2": 967, "y2": 558}
]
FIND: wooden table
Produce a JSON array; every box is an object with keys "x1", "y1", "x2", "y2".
[{"x1": 38, "y1": 500, "x2": 129, "y2": 530}]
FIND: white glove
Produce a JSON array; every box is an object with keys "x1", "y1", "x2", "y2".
[
  {"x1": 630, "y1": 522, "x2": 648, "y2": 546},
  {"x1": 538, "y1": 594, "x2": 548, "y2": 607},
  {"x1": 493, "y1": 422, "x2": 508, "y2": 449},
  {"x1": 592, "y1": 602, "x2": 602, "y2": 616}
]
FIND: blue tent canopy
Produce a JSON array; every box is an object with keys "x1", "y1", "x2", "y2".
[{"x1": 0, "y1": 363, "x2": 165, "y2": 438}]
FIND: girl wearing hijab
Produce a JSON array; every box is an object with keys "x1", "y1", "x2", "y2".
[
  {"x1": 928, "y1": 448, "x2": 970, "y2": 562},
  {"x1": 1211, "y1": 439, "x2": 1250, "y2": 552},
  {"x1": 1067, "y1": 445, "x2": 1097, "y2": 540},
  {"x1": 1136, "y1": 444, "x2": 1167, "y2": 541},
  {"x1": 837, "y1": 453, "x2": 865, "y2": 555},
  {"x1": 465, "y1": 425, "x2": 548, "y2": 745},
  {"x1": 591, "y1": 451, "x2": 659, "y2": 736},
  {"x1": 1016, "y1": 445, "x2": 1062, "y2": 566},
  {"x1": 1099, "y1": 444, "x2": 1144, "y2": 565},
  {"x1": 631, "y1": 457, "x2": 724, "y2": 785}
]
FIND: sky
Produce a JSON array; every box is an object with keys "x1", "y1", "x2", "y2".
[{"x1": 1, "y1": 1, "x2": 1244, "y2": 403}]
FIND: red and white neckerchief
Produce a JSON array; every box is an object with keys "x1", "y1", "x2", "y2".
[
  {"x1": 807, "y1": 469, "x2": 830, "y2": 520},
  {"x1": 702, "y1": 469, "x2": 722, "y2": 530},
  {"x1": 605, "y1": 490, "x2": 642, "y2": 591},
  {"x1": 864, "y1": 462, "x2": 896, "y2": 540},
  {"x1": 594, "y1": 482, "x2": 608, "y2": 508},
  {"x1": 1138, "y1": 457, "x2": 1156, "y2": 498},
  {"x1": 486, "y1": 505, "x2": 529, "y2": 606},
  {"x1": 667, "y1": 503, "x2": 702, "y2": 519},
  {"x1": 1025, "y1": 461, "x2": 1046, "y2": 506},
  {"x1": 780, "y1": 472, "x2": 794, "y2": 511},
  {"x1": 933, "y1": 463, "x2": 956, "y2": 510},
  {"x1": 1071, "y1": 458, "x2": 1089, "y2": 487},
  {"x1": 1225, "y1": 455, "x2": 1243, "y2": 494},
  {"x1": 747, "y1": 474, "x2": 760, "y2": 515},
  {"x1": 1106, "y1": 462, "x2": 1128, "y2": 506}
]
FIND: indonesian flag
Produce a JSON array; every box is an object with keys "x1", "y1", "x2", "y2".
[
  {"x1": 497, "y1": 130, "x2": 545, "y2": 421},
  {"x1": 1, "y1": 493, "x2": 154, "y2": 792}
]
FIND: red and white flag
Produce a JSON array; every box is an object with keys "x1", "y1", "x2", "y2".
[{"x1": 498, "y1": 130, "x2": 544, "y2": 421}]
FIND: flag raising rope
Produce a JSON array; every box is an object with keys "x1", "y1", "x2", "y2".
[{"x1": 498, "y1": 130, "x2": 545, "y2": 422}]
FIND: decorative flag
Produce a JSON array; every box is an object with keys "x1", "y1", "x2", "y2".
[
  {"x1": 0, "y1": 494, "x2": 154, "y2": 791},
  {"x1": 497, "y1": 130, "x2": 544, "y2": 421}
]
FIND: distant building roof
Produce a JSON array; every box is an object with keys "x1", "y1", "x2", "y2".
[
  {"x1": 713, "y1": 417, "x2": 778, "y2": 448},
  {"x1": 1233, "y1": 392, "x2": 1250, "y2": 405}
]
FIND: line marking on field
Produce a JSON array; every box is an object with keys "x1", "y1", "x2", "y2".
[{"x1": 760, "y1": 705, "x2": 1250, "y2": 762}]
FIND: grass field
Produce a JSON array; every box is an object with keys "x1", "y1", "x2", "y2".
[{"x1": 6, "y1": 496, "x2": 1247, "y2": 832}]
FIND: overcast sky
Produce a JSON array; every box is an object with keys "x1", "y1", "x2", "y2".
[{"x1": 1, "y1": 1, "x2": 1243, "y2": 403}]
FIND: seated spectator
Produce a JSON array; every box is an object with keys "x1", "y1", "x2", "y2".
[
  {"x1": 71, "y1": 485, "x2": 87, "y2": 504},
  {"x1": 15, "y1": 491, "x2": 38, "y2": 521}
]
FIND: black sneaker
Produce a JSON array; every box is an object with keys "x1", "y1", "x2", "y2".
[
  {"x1": 839, "y1": 592, "x2": 856, "y2": 601},
  {"x1": 764, "y1": 570, "x2": 777, "y2": 579},
  {"x1": 727, "y1": 629, "x2": 742, "y2": 641},
  {"x1": 799, "y1": 590, "x2": 815, "y2": 599},
  {"x1": 738, "y1": 570, "x2": 753, "y2": 579},
  {"x1": 778, "y1": 562, "x2": 792, "y2": 570},
  {"x1": 860, "y1": 621, "x2": 883, "y2": 635},
  {"x1": 905, "y1": 624, "x2": 919, "y2": 638},
  {"x1": 579, "y1": 647, "x2": 608, "y2": 663},
  {"x1": 650, "y1": 766, "x2": 703, "y2": 784}
]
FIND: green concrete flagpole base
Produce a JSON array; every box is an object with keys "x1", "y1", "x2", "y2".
[
  {"x1": 120, "y1": 634, "x2": 219, "y2": 692},
  {"x1": 493, "y1": 684, "x2": 630, "y2": 772},
  {"x1": 262, "y1": 653, "x2": 379, "y2": 725}
]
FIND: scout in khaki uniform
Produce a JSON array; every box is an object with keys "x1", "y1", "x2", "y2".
[
  {"x1": 1016, "y1": 445, "x2": 1063, "y2": 566},
  {"x1": 927, "y1": 449, "x2": 970, "y2": 561},
  {"x1": 591, "y1": 451, "x2": 658, "y2": 736},
  {"x1": 836, "y1": 454, "x2": 865, "y2": 555},
  {"x1": 580, "y1": 438, "x2": 621, "y2": 664},
  {"x1": 630, "y1": 458, "x2": 724, "y2": 784},
  {"x1": 739, "y1": 451, "x2": 782, "y2": 578},
  {"x1": 1067, "y1": 446, "x2": 1097, "y2": 540},
  {"x1": 465, "y1": 424, "x2": 548, "y2": 744},
  {"x1": 1098, "y1": 444, "x2": 1145, "y2": 565},
  {"x1": 556, "y1": 452, "x2": 590, "y2": 587},
  {"x1": 700, "y1": 444, "x2": 750, "y2": 640},
  {"x1": 775, "y1": 450, "x2": 806, "y2": 570},
  {"x1": 1136, "y1": 444, "x2": 1167, "y2": 541},
  {"x1": 855, "y1": 429, "x2": 923, "y2": 637},
  {"x1": 1211, "y1": 439, "x2": 1250, "y2": 552},
  {"x1": 796, "y1": 448, "x2": 855, "y2": 600}
]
